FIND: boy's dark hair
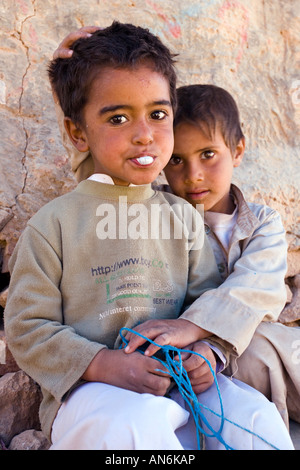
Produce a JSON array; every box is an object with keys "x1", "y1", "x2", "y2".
[
  {"x1": 48, "y1": 21, "x2": 177, "y2": 125},
  {"x1": 174, "y1": 84, "x2": 244, "y2": 153}
]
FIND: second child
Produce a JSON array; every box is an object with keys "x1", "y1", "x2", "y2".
[{"x1": 163, "y1": 84, "x2": 300, "y2": 428}]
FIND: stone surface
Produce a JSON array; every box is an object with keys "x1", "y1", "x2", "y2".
[
  {"x1": 0, "y1": 370, "x2": 42, "y2": 446},
  {"x1": 0, "y1": 288, "x2": 8, "y2": 309},
  {"x1": 279, "y1": 274, "x2": 300, "y2": 324},
  {"x1": 8, "y1": 429, "x2": 50, "y2": 450},
  {"x1": 0, "y1": 328, "x2": 20, "y2": 375}
]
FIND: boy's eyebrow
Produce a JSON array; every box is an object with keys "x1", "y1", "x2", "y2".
[
  {"x1": 152, "y1": 99, "x2": 172, "y2": 107},
  {"x1": 99, "y1": 100, "x2": 172, "y2": 115}
]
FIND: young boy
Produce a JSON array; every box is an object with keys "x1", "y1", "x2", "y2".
[
  {"x1": 4, "y1": 24, "x2": 293, "y2": 450},
  {"x1": 162, "y1": 84, "x2": 300, "y2": 428}
]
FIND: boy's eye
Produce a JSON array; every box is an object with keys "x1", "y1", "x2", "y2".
[
  {"x1": 168, "y1": 155, "x2": 182, "y2": 165},
  {"x1": 151, "y1": 110, "x2": 167, "y2": 120},
  {"x1": 109, "y1": 115, "x2": 128, "y2": 125},
  {"x1": 201, "y1": 150, "x2": 215, "y2": 160}
]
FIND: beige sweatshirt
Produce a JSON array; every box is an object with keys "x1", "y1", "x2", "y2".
[{"x1": 4, "y1": 180, "x2": 222, "y2": 441}]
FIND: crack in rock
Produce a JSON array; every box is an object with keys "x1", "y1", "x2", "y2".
[{"x1": 16, "y1": 0, "x2": 37, "y2": 198}]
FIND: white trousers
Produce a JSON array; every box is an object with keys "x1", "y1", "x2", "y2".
[{"x1": 50, "y1": 374, "x2": 294, "y2": 450}]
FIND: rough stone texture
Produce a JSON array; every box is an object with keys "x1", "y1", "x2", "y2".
[
  {"x1": 8, "y1": 429, "x2": 50, "y2": 450},
  {"x1": 0, "y1": 370, "x2": 42, "y2": 446},
  {"x1": 0, "y1": 0, "x2": 299, "y2": 449},
  {"x1": 279, "y1": 274, "x2": 300, "y2": 325},
  {"x1": 0, "y1": 327, "x2": 19, "y2": 376}
]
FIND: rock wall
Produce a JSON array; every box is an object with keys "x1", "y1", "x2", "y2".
[
  {"x1": 0, "y1": 0, "x2": 299, "y2": 278},
  {"x1": 0, "y1": 0, "x2": 299, "y2": 449}
]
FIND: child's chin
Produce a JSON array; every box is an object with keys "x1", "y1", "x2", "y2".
[{"x1": 132, "y1": 173, "x2": 161, "y2": 186}]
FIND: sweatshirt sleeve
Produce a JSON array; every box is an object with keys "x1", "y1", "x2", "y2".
[
  {"x1": 180, "y1": 209, "x2": 288, "y2": 356},
  {"x1": 4, "y1": 225, "x2": 104, "y2": 403}
]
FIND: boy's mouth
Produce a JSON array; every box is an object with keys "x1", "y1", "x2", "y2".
[
  {"x1": 131, "y1": 155, "x2": 155, "y2": 166},
  {"x1": 186, "y1": 189, "x2": 210, "y2": 200}
]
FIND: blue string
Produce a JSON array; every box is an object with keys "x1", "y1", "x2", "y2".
[{"x1": 119, "y1": 327, "x2": 280, "y2": 450}]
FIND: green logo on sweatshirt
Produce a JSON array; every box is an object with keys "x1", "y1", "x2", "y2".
[{"x1": 105, "y1": 281, "x2": 151, "y2": 304}]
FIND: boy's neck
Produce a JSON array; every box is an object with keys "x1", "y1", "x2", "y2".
[{"x1": 88, "y1": 173, "x2": 139, "y2": 187}]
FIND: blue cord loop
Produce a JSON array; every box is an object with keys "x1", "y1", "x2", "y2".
[{"x1": 119, "y1": 327, "x2": 279, "y2": 450}]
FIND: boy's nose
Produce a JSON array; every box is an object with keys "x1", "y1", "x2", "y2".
[
  {"x1": 184, "y1": 163, "x2": 204, "y2": 184},
  {"x1": 132, "y1": 120, "x2": 153, "y2": 145}
]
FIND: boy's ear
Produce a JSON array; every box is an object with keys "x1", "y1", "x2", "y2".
[
  {"x1": 64, "y1": 117, "x2": 89, "y2": 153},
  {"x1": 233, "y1": 137, "x2": 245, "y2": 168}
]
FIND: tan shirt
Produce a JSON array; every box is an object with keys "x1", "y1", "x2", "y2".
[{"x1": 181, "y1": 185, "x2": 288, "y2": 355}]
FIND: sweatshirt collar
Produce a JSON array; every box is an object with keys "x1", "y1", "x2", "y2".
[
  {"x1": 75, "y1": 177, "x2": 155, "y2": 202},
  {"x1": 87, "y1": 173, "x2": 139, "y2": 186}
]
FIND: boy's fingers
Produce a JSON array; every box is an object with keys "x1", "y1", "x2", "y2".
[
  {"x1": 124, "y1": 332, "x2": 147, "y2": 353},
  {"x1": 53, "y1": 26, "x2": 101, "y2": 59},
  {"x1": 64, "y1": 26, "x2": 101, "y2": 45},
  {"x1": 182, "y1": 353, "x2": 205, "y2": 373},
  {"x1": 124, "y1": 330, "x2": 167, "y2": 356},
  {"x1": 53, "y1": 48, "x2": 73, "y2": 60},
  {"x1": 191, "y1": 380, "x2": 214, "y2": 394},
  {"x1": 123, "y1": 323, "x2": 159, "y2": 353},
  {"x1": 142, "y1": 333, "x2": 171, "y2": 357},
  {"x1": 175, "y1": 351, "x2": 191, "y2": 362},
  {"x1": 76, "y1": 25, "x2": 101, "y2": 34},
  {"x1": 143, "y1": 341, "x2": 163, "y2": 358}
]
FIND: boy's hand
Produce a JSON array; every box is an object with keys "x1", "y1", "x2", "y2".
[
  {"x1": 122, "y1": 320, "x2": 215, "y2": 394},
  {"x1": 180, "y1": 341, "x2": 217, "y2": 393},
  {"x1": 53, "y1": 26, "x2": 100, "y2": 59},
  {"x1": 82, "y1": 348, "x2": 171, "y2": 396},
  {"x1": 124, "y1": 318, "x2": 210, "y2": 357}
]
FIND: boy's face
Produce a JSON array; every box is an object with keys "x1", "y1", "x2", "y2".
[
  {"x1": 65, "y1": 64, "x2": 174, "y2": 186},
  {"x1": 164, "y1": 122, "x2": 244, "y2": 213}
]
